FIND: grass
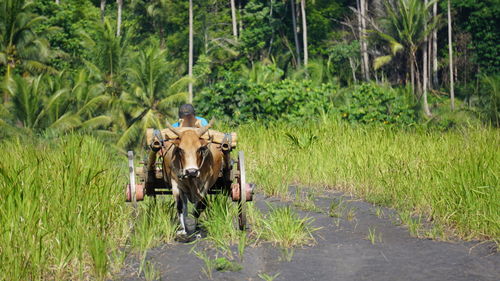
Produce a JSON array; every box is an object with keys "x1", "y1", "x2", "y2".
[
  {"x1": 375, "y1": 207, "x2": 384, "y2": 218},
  {"x1": 293, "y1": 188, "x2": 321, "y2": 212},
  {"x1": 193, "y1": 250, "x2": 215, "y2": 279},
  {"x1": 346, "y1": 207, "x2": 357, "y2": 222},
  {"x1": 259, "y1": 205, "x2": 317, "y2": 248},
  {"x1": 143, "y1": 261, "x2": 161, "y2": 281},
  {"x1": 366, "y1": 227, "x2": 383, "y2": 245},
  {"x1": 213, "y1": 257, "x2": 242, "y2": 272},
  {"x1": 329, "y1": 198, "x2": 345, "y2": 218},
  {"x1": 192, "y1": 249, "x2": 242, "y2": 280},
  {"x1": 199, "y1": 195, "x2": 317, "y2": 251},
  {"x1": 0, "y1": 135, "x2": 131, "y2": 280},
  {"x1": 399, "y1": 211, "x2": 423, "y2": 237},
  {"x1": 131, "y1": 197, "x2": 178, "y2": 251},
  {"x1": 259, "y1": 272, "x2": 281, "y2": 281},
  {"x1": 199, "y1": 194, "x2": 242, "y2": 256},
  {"x1": 239, "y1": 120, "x2": 500, "y2": 243},
  {"x1": 3, "y1": 118, "x2": 497, "y2": 278}
]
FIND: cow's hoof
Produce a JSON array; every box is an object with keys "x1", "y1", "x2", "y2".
[{"x1": 176, "y1": 230, "x2": 187, "y2": 236}]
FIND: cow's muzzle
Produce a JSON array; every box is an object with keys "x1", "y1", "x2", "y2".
[{"x1": 184, "y1": 168, "x2": 200, "y2": 178}]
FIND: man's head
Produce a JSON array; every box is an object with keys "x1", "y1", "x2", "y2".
[{"x1": 178, "y1": 104, "x2": 195, "y2": 119}]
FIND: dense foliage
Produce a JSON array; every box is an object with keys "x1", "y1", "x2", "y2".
[
  {"x1": 196, "y1": 73, "x2": 336, "y2": 124},
  {"x1": 340, "y1": 83, "x2": 417, "y2": 126},
  {"x1": 0, "y1": 0, "x2": 498, "y2": 146}
]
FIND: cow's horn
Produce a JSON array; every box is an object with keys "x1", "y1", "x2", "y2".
[
  {"x1": 197, "y1": 118, "x2": 215, "y2": 137},
  {"x1": 166, "y1": 122, "x2": 181, "y2": 136}
]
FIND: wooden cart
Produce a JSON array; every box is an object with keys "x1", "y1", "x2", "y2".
[{"x1": 125, "y1": 128, "x2": 254, "y2": 230}]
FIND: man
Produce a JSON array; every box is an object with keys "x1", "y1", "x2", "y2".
[{"x1": 172, "y1": 104, "x2": 208, "y2": 128}]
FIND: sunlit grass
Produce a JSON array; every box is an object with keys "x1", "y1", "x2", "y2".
[
  {"x1": 239, "y1": 120, "x2": 500, "y2": 242},
  {"x1": 259, "y1": 205, "x2": 317, "y2": 248},
  {"x1": 200, "y1": 194, "x2": 242, "y2": 256},
  {"x1": 0, "y1": 135, "x2": 131, "y2": 280},
  {"x1": 200, "y1": 195, "x2": 317, "y2": 252},
  {"x1": 130, "y1": 197, "x2": 178, "y2": 252}
]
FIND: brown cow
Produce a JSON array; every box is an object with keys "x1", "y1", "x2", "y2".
[{"x1": 162, "y1": 120, "x2": 223, "y2": 235}]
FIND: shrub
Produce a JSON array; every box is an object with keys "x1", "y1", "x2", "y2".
[
  {"x1": 340, "y1": 83, "x2": 417, "y2": 126},
  {"x1": 195, "y1": 73, "x2": 337, "y2": 124}
]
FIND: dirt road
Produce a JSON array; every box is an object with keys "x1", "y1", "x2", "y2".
[{"x1": 120, "y1": 189, "x2": 499, "y2": 281}]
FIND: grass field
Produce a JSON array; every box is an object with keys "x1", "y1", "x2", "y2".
[
  {"x1": 238, "y1": 120, "x2": 500, "y2": 242},
  {"x1": 0, "y1": 136, "x2": 131, "y2": 280},
  {"x1": 1, "y1": 120, "x2": 498, "y2": 279}
]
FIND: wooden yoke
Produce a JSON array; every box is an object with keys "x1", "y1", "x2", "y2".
[{"x1": 146, "y1": 128, "x2": 237, "y2": 148}]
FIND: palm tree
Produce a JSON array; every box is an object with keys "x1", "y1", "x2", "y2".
[
  {"x1": 116, "y1": 47, "x2": 187, "y2": 148},
  {"x1": 145, "y1": 0, "x2": 171, "y2": 48},
  {"x1": 239, "y1": 59, "x2": 284, "y2": 83},
  {"x1": 83, "y1": 19, "x2": 129, "y2": 96},
  {"x1": 6, "y1": 73, "x2": 110, "y2": 132},
  {"x1": 0, "y1": 0, "x2": 57, "y2": 100},
  {"x1": 373, "y1": 0, "x2": 438, "y2": 93}
]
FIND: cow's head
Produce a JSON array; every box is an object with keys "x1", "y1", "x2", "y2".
[{"x1": 166, "y1": 119, "x2": 214, "y2": 178}]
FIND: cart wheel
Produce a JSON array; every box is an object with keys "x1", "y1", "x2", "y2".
[
  {"x1": 128, "y1": 151, "x2": 137, "y2": 206},
  {"x1": 237, "y1": 151, "x2": 246, "y2": 230}
]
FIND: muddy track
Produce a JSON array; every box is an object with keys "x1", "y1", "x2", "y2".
[{"x1": 119, "y1": 188, "x2": 499, "y2": 281}]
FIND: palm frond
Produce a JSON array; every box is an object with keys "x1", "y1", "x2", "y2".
[
  {"x1": 374, "y1": 55, "x2": 393, "y2": 70},
  {"x1": 48, "y1": 113, "x2": 82, "y2": 132},
  {"x1": 81, "y1": 116, "x2": 113, "y2": 130}
]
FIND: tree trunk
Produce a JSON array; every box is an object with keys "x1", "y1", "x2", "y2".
[
  {"x1": 100, "y1": 0, "x2": 106, "y2": 23},
  {"x1": 349, "y1": 57, "x2": 357, "y2": 83},
  {"x1": 268, "y1": 0, "x2": 275, "y2": 56},
  {"x1": 55, "y1": 0, "x2": 60, "y2": 4},
  {"x1": 238, "y1": 0, "x2": 243, "y2": 35},
  {"x1": 116, "y1": 0, "x2": 123, "y2": 36},
  {"x1": 432, "y1": 0, "x2": 438, "y2": 86},
  {"x1": 291, "y1": 0, "x2": 301, "y2": 67},
  {"x1": 415, "y1": 55, "x2": 422, "y2": 97},
  {"x1": 448, "y1": 0, "x2": 455, "y2": 111},
  {"x1": 410, "y1": 52, "x2": 415, "y2": 95},
  {"x1": 428, "y1": 35, "x2": 432, "y2": 89},
  {"x1": 360, "y1": 0, "x2": 370, "y2": 81},
  {"x1": 422, "y1": 1, "x2": 432, "y2": 117},
  {"x1": 230, "y1": 0, "x2": 238, "y2": 40},
  {"x1": 300, "y1": 0, "x2": 308, "y2": 66},
  {"x1": 188, "y1": 0, "x2": 194, "y2": 103},
  {"x1": 3, "y1": 63, "x2": 12, "y2": 102},
  {"x1": 356, "y1": 0, "x2": 365, "y2": 80},
  {"x1": 160, "y1": 26, "x2": 165, "y2": 49}
]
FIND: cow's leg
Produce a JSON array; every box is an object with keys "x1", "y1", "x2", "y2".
[
  {"x1": 193, "y1": 197, "x2": 208, "y2": 231},
  {"x1": 173, "y1": 182, "x2": 188, "y2": 235},
  {"x1": 180, "y1": 193, "x2": 188, "y2": 234}
]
